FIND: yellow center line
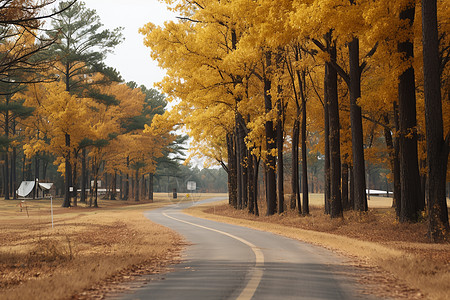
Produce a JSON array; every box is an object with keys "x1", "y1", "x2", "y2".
[{"x1": 162, "y1": 211, "x2": 264, "y2": 300}]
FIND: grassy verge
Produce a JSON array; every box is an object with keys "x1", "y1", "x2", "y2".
[
  {"x1": 0, "y1": 193, "x2": 222, "y2": 300},
  {"x1": 186, "y1": 195, "x2": 450, "y2": 300}
]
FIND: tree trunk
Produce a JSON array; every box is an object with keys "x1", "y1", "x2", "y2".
[
  {"x1": 33, "y1": 155, "x2": 39, "y2": 199},
  {"x1": 348, "y1": 37, "x2": 368, "y2": 212},
  {"x1": 119, "y1": 172, "x2": 123, "y2": 200},
  {"x1": 227, "y1": 133, "x2": 237, "y2": 208},
  {"x1": 80, "y1": 148, "x2": 87, "y2": 203},
  {"x1": 254, "y1": 156, "x2": 260, "y2": 217},
  {"x1": 4, "y1": 96, "x2": 9, "y2": 200},
  {"x1": 21, "y1": 155, "x2": 25, "y2": 182},
  {"x1": 135, "y1": 169, "x2": 139, "y2": 201},
  {"x1": 324, "y1": 66, "x2": 331, "y2": 215},
  {"x1": 111, "y1": 171, "x2": 117, "y2": 200},
  {"x1": 0, "y1": 159, "x2": 2, "y2": 196},
  {"x1": 72, "y1": 151, "x2": 78, "y2": 206},
  {"x1": 342, "y1": 163, "x2": 349, "y2": 210},
  {"x1": 235, "y1": 126, "x2": 242, "y2": 209},
  {"x1": 277, "y1": 101, "x2": 284, "y2": 214},
  {"x1": 149, "y1": 173, "x2": 154, "y2": 202},
  {"x1": 236, "y1": 114, "x2": 248, "y2": 209},
  {"x1": 248, "y1": 151, "x2": 255, "y2": 214},
  {"x1": 93, "y1": 173, "x2": 98, "y2": 208},
  {"x1": 124, "y1": 156, "x2": 130, "y2": 200},
  {"x1": 299, "y1": 70, "x2": 309, "y2": 215},
  {"x1": 62, "y1": 133, "x2": 71, "y2": 207},
  {"x1": 422, "y1": 0, "x2": 449, "y2": 241},
  {"x1": 3, "y1": 153, "x2": 9, "y2": 200},
  {"x1": 349, "y1": 166, "x2": 355, "y2": 209},
  {"x1": 142, "y1": 174, "x2": 146, "y2": 200},
  {"x1": 398, "y1": 3, "x2": 422, "y2": 223},
  {"x1": 291, "y1": 118, "x2": 301, "y2": 212},
  {"x1": 326, "y1": 37, "x2": 343, "y2": 218},
  {"x1": 89, "y1": 161, "x2": 94, "y2": 206},
  {"x1": 392, "y1": 102, "x2": 402, "y2": 215},
  {"x1": 131, "y1": 176, "x2": 134, "y2": 200},
  {"x1": 264, "y1": 51, "x2": 277, "y2": 216},
  {"x1": 12, "y1": 145, "x2": 16, "y2": 199}
]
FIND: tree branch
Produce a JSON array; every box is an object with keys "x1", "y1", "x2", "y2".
[
  {"x1": 360, "y1": 41, "x2": 379, "y2": 73},
  {"x1": 0, "y1": 0, "x2": 76, "y2": 25},
  {"x1": 311, "y1": 38, "x2": 350, "y2": 85},
  {"x1": 218, "y1": 159, "x2": 229, "y2": 173},
  {"x1": 176, "y1": 16, "x2": 201, "y2": 23}
]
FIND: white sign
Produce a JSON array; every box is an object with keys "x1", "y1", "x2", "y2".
[{"x1": 187, "y1": 181, "x2": 196, "y2": 191}]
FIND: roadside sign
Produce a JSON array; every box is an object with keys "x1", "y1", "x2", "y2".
[{"x1": 187, "y1": 181, "x2": 196, "y2": 191}]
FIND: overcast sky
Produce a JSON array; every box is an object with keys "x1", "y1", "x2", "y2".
[
  {"x1": 83, "y1": 1, "x2": 210, "y2": 168},
  {"x1": 84, "y1": 0, "x2": 176, "y2": 89}
]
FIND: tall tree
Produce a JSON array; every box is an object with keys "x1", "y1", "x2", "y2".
[
  {"x1": 421, "y1": 0, "x2": 449, "y2": 240},
  {"x1": 325, "y1": 35, "x2": 343, "y2": 218},
  {"x1": 299, "y1": 69, "x2": 309, "y2": 215},
  {"x1": 264, "y1": 51, "x2": 278, "y2": 216},
  {"x1": 347, "y1": 32, "x2": 368, "y2": 212},
  {"x1": 1, "y1": 79, "x2": 34, "y2": 200},
  {"x1": 397, "y1": 1, "x2": 423, "y2": 222},
  {"x1": 0, "y1": 0, "x2": 72, "y2": 199},
  {"x1": 276, "y1": 84, "x2": 285, "y2": 214},
  {"x1": 46, "y1": 0, "x2": 123, "y2": 207}
]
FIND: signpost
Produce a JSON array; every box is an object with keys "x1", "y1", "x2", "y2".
[
  {"x1": 51, "y1": 196, "x2": 54, "y2": 228},
  {"x1": 187, "y1": 181, "x2": 196, "y2": 191}
]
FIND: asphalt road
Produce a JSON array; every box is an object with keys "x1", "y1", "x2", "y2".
[{"x1": 115, "y1": 197, "x2": 376, "y2": 300}]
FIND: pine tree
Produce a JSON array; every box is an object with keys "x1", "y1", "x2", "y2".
[{"x1": 45, "y1": 0, "x2": 123, "y2": 207}]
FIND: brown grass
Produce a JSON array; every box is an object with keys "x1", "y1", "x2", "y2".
[
  {"x1": 187, "y1": 195, "x2": 450, "y2": 300},
  {"x1": 0, "y1": 193, "x2": 222, "y2": 300}
]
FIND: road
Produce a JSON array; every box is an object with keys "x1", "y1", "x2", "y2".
[{"x1": 114, "y1": 197, "x2": 376, "y2": 300}]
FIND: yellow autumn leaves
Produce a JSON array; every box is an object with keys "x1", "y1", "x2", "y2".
[
  {"x1": 20, "y1": 75, "x2": 171, "y2": 178},
  {"x1": 140, "y1": 0, "x2": 449, "y2": 177}
]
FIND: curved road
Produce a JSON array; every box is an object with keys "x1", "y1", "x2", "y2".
[{"x1": 115, "y1": 197, "x2": 376, "y2": 300}]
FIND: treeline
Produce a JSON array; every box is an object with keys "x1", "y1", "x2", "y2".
[
  {"x1": 153, "y1": 166, "x2": 228, "y2": 193},
  {"x1": 141, "y1": 0, "x2": 449, "y2": 241},
  {"x1": 0, "y1": 1, "x2": 183, "y2": 206}
]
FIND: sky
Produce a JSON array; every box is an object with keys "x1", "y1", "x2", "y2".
[
  {"x1": 84, "y1": 0, "x2": 177, "y2": 89},
  {"x1": 82, "y1": 1, "x2": 211, "y2": 168}
]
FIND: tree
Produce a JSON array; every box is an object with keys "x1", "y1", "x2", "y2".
[
  {"x1": 397, "y1": 0, "x2": 423, "y2": 222},
  {"x1": 0, "y1": 0, "x2": 75, "y2": 199},
  {"x1": 143, "y1": 0, "x2": 449, "y2": 232},
  {"x1": 0, "y1": 78, "x2": 34, "y2": 200},
  {"x1": 325, "y1": 34, "x2": 343, "y2": 218},
  {"x1": 0, "y1": 0, "x2": 76, "y2": 83},
  {"x1": 263, "y1": 51, "x2": 278, "y2": 216},
  {"x1": 22, "y1": 81, "x2": 96, "y2": 196},
  {"x1": 421, "y1": 0, "x2": 449, "y2": 240},
  {"x1": 45, "y1": 0, "x2": 123, "y2": 207}
]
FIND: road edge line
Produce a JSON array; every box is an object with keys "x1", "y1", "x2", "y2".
[{"x1": 162, "y1": 211, "x2": 264, "y2": 300}]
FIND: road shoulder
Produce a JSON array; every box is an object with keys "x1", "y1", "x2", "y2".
[{"x1": 184, "y1": 201, "x2": 436, "y2": 300}]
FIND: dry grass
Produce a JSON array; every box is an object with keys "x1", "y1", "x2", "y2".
[
  {"x1": 187, "y1": 195, "x2": 450, "y2": 300},
  {"x1": 0, "y1": 193, "x2": 223, "y2": 300}
]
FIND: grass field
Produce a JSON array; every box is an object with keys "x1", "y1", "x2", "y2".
[
  {"x1": 0, "y1": 193, "x2": 221, "y2": 300},
  {"x1": 187, "y1": 194, "x2": 450, "y2": 300}
]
